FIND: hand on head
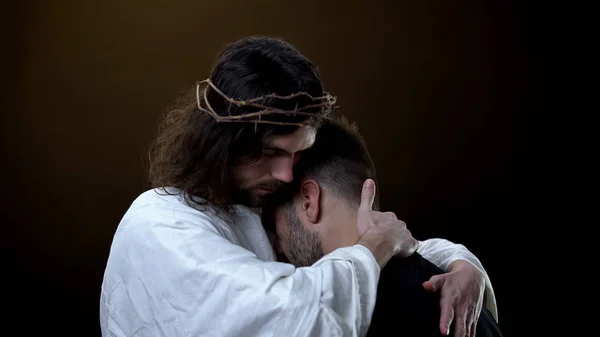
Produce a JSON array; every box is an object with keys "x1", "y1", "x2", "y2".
[{"x1": 356, "y1": 179, "x2": 418, "y2": 267}]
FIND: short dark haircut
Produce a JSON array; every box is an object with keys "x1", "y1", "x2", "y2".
[
  {"x1": 148, "y1": 36, "x2": 326, "y2": 210},
  {"x1": 268, "y1": 116, "x2": 380, "y2": 213}
]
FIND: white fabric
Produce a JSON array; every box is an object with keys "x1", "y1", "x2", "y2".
[{"x1": 100, "y1": 189, "x2": 495, "y2": 337}]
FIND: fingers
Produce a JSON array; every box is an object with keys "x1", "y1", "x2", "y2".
[
  {"x1": 463, "y1": 311, "x2": 472, "y2": 337},
  {"x1": 383, "y1": 211, "x2": 397, "y2": 218},
  {"x1": 359, "y1": 179, "x2": 376, "y2": 212},
  {"x1": 439, "y1": 302, "x2": 454, "y2": 336},
  {"x1": 468, "y1": 307, "x2": 479, "y2": 337},
  {"x1": 452, "y1": 312, "x2": 467, "y2": 337},
  {"x1": 422, "y1": 281, "x2": 435, "y2": 292},
  {"x1": 423, "y1": 274, "x2": 444, "y2": 292}
]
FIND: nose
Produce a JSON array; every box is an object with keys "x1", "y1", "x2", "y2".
[{"x1": 271, "y1": 157, "x2": 294, "y2": 183}]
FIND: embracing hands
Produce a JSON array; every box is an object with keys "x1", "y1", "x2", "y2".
[
  {"x1": 355, "y1": 179, "x2": 486, "y2": 337},
  {"x1": 355, "y1": 179, "x2": 418, "y2": 267},
  {"x1": 423, "y1": 260, "x2": 486, "y2": 337}
]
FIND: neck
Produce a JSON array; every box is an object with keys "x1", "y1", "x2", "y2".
[{"x1": 319, "y1": 204, "x2": 359, "y2": 254}]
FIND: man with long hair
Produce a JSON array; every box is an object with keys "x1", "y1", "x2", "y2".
[
  {"x1": 263, "y1": 116, "x2": 502, "y2": 337},
  {"x1": 101, "y1": 37, "x2": 495, "y2": 337}
]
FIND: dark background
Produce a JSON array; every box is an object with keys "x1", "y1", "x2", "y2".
[{"x1": 2, "y1": 0, "x2": 544, "y2": 335}]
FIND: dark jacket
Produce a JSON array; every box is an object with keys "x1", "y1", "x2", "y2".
[{"x1": 366, "y1": 253, "x2": 503, "y2": 337}]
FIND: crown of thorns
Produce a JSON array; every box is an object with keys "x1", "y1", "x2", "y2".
[{"x1": 196, "y1": 78, "x2": 337, "y2": 126}]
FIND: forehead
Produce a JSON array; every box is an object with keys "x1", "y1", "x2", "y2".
[{"x1": 264, "y1": 126, "x2": 316, "y2": 153}]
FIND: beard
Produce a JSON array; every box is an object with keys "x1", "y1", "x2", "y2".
[
  {"x1": 233, "y1": 180, "x2": 284, "y2": 207},
  {"x1": 285, "y1": 208, "x2": 324, "y2": 267}
]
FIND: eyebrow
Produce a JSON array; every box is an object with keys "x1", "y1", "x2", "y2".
[{"x1": 264, "y1": 145, "x2": 310, "y2": 155}]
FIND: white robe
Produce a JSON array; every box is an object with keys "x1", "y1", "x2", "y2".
[{"x1": 100, "y1": 189, "x2": 497, "y2": 337}]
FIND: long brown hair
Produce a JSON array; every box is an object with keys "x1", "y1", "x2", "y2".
[{"x1": 148, "y1": 37, "x2": 326, "y2": 211}]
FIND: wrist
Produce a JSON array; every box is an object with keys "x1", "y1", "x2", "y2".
[
  {"x1": 448, "y1": 259, "x2": 471, "y2": 272},
  {"x1": 448, "y1": 260, "x2": 484, "y2": 282},
  {"x1": 358, "y1": 234, "x2": 396, "y2": 268}
]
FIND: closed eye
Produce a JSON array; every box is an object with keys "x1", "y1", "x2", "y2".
[{"x1": 262, "y1": 148, "x2": 291, "y2": 157}]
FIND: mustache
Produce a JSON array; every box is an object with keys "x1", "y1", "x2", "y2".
[{"x1": 254, "y1": 181, "x2": 284, "y2": 190}]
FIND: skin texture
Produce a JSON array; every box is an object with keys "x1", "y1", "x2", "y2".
[{"x1": 231, "y1": 126, "x2": 315, "y2": 207}]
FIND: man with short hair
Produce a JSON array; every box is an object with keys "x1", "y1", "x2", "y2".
[
  {"x1": 101, "y1": 36, "x2": 495, "y2": 337},
  {"x1": 263, "y1": 116, "x2": 501, "y2": 337}
]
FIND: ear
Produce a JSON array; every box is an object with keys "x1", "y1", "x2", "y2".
[{"x1": 299, "y1": 180, "x2": 321, "y2": 224}]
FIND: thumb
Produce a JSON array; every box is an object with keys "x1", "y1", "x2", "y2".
[
  {"x1": 359, "y1": 179, "x2": 376, "y2": 212},
  {"x1": 423, "y1": 274, "x2": 445, "y2": 292}
]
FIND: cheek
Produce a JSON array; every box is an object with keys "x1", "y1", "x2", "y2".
[
  {"x1": 235, "y1": 159, "x2": 270, "y2": 185},
  {"x1": 275, "y1": 222, "x2": 287, "y2": 244},
  {"x1": 274, "y1": 213, "x2": 290, "y2": 251},
  {"x1": 248, "y1": 158, "x2": 274, "y2": 179}
]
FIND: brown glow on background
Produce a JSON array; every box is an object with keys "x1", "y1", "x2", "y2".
[{"x1": 3, "y1": 1, "x2": 536, "y2": 335}]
